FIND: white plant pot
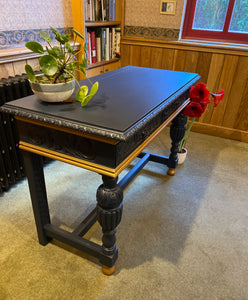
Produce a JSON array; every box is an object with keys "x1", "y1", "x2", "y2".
[
  {"x1": 29, "y1": 79, "x2": 75, "y2": 102},
  {"x1": 178, "y1": 148, "x2": 187, "y2": 165}
]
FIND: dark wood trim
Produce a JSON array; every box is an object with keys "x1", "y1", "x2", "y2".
[
  {"x1": 192, "y1": 122, "x2": 248, "y2": 143},
  {"x1": 121, "y1": 37, "x2": 248, "y2": 56}
]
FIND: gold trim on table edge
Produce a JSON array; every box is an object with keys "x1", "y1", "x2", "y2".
[{"x1": 19, "y1": 100, "x2": 189, "y2": 178}]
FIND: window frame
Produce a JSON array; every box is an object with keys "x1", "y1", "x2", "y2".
[{"x1": 181, "y1": 0, "x2": 248, "y2": 45}]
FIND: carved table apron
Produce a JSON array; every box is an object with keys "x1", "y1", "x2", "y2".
[{"x1": 0, "y1": 66, "x2": 200, "y2": 275}]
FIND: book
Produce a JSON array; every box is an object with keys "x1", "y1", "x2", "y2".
[
  {"x1": 86, "y1": 0, "x2": 91, "y2": 20},
  {"x1": 111, "y1": 27, "x2": 115, "y2": 58},
  {"x1": 105, "y1": 27, "x2": 110, "y2": 61},
  {"x1": 109, "y1": 0, "x2": 115, "y2": 21},
  {"x1": 106, "y1": 0, "x2": 109, "y2": 21},
  {"x1": 101, "y1": 28, "x2": 106, "y2": 61},
  {"x1": 96, "y1": 36, "x2": 101, "y2": 62},
  {"x1": 85, "y1": 0, "x2": 115, "y2": 21},
  {"x1": 96, "y1": 0, "x2": 102, "y2": 21},
  {"x1": 101, "y1": 0, "x2": 106, "y2": 21},
  {"x1": 115, "y1": 27, "x2": 121, "y2": 57},
  {"x1": 90, "y1": 31, "x2": 97, "y2": 63}
]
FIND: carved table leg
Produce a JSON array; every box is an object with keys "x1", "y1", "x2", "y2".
[
  {"x1": 96, "y1": 175, "x2": 123, "y2": 275},
  {"x1": 167, "y1": 112, "x2": 187, "y2": 176}
]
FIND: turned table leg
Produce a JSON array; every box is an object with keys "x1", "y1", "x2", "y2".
[
  {"x1": 96, "y1": 175, "x2": 123, "y2": 275},
  {"x1": 167, "y1": 112, "x2": 187, "y2": 176}
]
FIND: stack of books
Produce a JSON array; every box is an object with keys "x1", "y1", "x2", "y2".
[
  {"x1": 86, "y1": 27, "x2": 121, "y2": 64},
  {"x1": 85, "y1": 0, "x2": 116, "y2": 21}
]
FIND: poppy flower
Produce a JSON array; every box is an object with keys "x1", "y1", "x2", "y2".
[
  {"x1": 211, "y1": 89, "x2": 225, "y2": 107},
  {"x1": 183, "y1": 101, "x2": 205, "y2": 118},
  {"x1": 189, "y1": 82, "x2": 210, "y2": 103}
]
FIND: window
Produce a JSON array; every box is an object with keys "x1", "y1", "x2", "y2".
[{"x1": 182, "y1": 0, "x2": 248, "y2": 44}]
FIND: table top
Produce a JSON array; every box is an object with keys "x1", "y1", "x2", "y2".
[{"x1": 0, "y1": 66, "x2": 200, "y2": 141}]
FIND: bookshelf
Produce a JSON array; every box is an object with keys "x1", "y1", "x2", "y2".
[{"x1": 72, "y1": 0, "x2": 124, "y2": 79}]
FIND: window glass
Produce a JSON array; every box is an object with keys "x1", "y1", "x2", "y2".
[
  {"x1": 192, "y1": 0, "x2": 229, "y2": 31},
  {"x1": 229, "y1": 0, "x2": 248, "y2": 33}
]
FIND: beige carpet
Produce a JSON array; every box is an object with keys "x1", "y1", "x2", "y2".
[{"x1": 1, "y1": 128, "x2": 248, "y2": 300}]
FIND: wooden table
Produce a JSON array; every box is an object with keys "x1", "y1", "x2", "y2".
[{"x1": 1, "y1": 66, "x2": 200, "y2": 275}]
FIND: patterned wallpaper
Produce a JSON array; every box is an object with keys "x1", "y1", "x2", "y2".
[
  {"x1": 124, "y1": 0, "x2": 185, "y2": 40},
  {"x1": 0, "y1": 0, "x2": 73, "y2": 48},
  {"x1": 124, "y1": 26, "x2": 179, "y2": 41}
]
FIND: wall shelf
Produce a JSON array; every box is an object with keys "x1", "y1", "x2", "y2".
[{"x1": 88, "y1": 57, "x2": 120, "y2": 69}]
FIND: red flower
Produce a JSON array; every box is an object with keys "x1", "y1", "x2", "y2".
[
  {"x1": 189, "y1": 82, "x2": 210, "y2": 103},
  {"x1": 211, "y1": 89, "x2": 225, "y2": 107},
  {"x1": 200, "y1": 101, "x2": 208, "y2": 112},
  {"x1": 183, "y1": 102, "x2": 205, "y2": 118}
]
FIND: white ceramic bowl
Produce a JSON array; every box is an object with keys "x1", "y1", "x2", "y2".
[{"x1": 30, "y1": 79, "x2": 75, "y2": 102}]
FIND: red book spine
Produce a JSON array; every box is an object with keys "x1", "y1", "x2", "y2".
[{"x1": 90, "y1": 31, "x2": 97, "y2": 64}]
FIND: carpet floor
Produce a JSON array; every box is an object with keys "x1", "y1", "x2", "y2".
[{"x1": 1, "y1": 129, "x2": 248, "y2": 300}]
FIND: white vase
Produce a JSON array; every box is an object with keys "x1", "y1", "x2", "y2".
[
  {"x1": 29, "y1": 79, "x2": 75, "y2": 102},
  {"x1": 178, "y1": 148, "x2": 187, "y2": 164}
]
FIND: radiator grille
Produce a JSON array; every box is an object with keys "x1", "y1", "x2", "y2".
[{"x1": 0, "y1": 74, "x2": 33, "y2": 192}]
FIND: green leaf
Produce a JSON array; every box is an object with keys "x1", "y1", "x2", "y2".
[
  {"x1": 80, "y1": 82, "x2": 99, "y2": 107},
  {"x1": 61, "y1": 34, "x2": 69, "y2": 44},
  {"x1": 65, "y1": 42, "x2": 73, "y2": 53},
  {"x1": 54, "y1": 33, "x2": 69, "y2": 45},
  {"x1": 80, "y1": 55, "x2": 87, "y2": 68},
  {"x1": 79, "y1": 63, "x2": 86, "y2": 73},
  {"x1": 79, "y1": 67, "x2": 86, "y2": 76},
  {"x1": 25, "y1": 41, "x2": 44, "y2": 54},
  {"x1": 89, "y1": 81, "x2": 99, "y2": 96},
  {"x1": 79, "y1": 56, "x2": 87, "y2": 75},
  {"x1": 81, "y1": 94, "x2": 94, "y2": 106},
  {"x1": 25, "y1": 64, "x2": 35, "y2": 82},
  {"x1": 67, "y1": 62, "x2": 77, "y2": 70},
  {"x1": 39, "y1": 55, "x2": 58, "y2": 76},
  {"x1": 55, "y1": 35, "x2": 64, "y2": 44},
  {"x1": 50, "y1": 26, "x2": 60, "y2": 36},
  {"x1": 73, "y1": 29, "x2": 84, "y2": 40},
  {"x1": 52, "y1": 46, "x2": 63, "y2": 58},
  {"x1": 76, "y1": 85, "x2": 89, "y2": 102},
  {"x1": 83, "y1": 42, "x2": 87, "y2": 53},
  {"x1": 39, "y1": 30, "x2": 52, "y2": 43}
]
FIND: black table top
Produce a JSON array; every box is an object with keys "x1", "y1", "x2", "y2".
[{"x1": 0, "y1": 66, "x2": 200, "y2": 141}]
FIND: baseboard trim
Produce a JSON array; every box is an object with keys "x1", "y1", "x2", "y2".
[{"x1": 191, "y1": 122, "x2": 248, "y2": 143}]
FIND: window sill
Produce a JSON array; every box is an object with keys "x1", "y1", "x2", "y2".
[
  {"x1": 0, "y1": 42, "x2": 80, "y2": 64},
  {"x1": 177, "y1": 38, "x2": 248, "y2": 52}
]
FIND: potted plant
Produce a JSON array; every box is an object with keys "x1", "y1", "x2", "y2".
[
  {"x1": 25, "y1": 27, "x2": 98, "y2": 106},
  {"x1": 178, "y1": 83, "x2": 225, "y2": 164}
]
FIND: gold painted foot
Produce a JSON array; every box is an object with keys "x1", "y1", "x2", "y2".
[
  {"x1": 167, "y1": 168, "x2": 176, "y2": 176},
  {"x1": 102, "y1": 265, "x2": 115, "y2": 276}
]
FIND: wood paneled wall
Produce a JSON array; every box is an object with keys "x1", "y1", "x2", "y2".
[{"x1": 121, "y1": 38, "x2": 248, "y2": 142}]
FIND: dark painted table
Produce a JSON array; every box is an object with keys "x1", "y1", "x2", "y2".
[{"x1": 1, "y1": 66, "x2": 200, "y2": 275}]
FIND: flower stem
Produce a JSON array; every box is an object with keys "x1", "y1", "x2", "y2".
[{"x1": 179, "y1": 117, "x2": 195, "y2": 152}]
